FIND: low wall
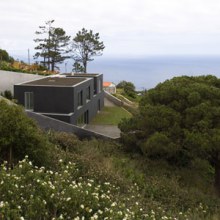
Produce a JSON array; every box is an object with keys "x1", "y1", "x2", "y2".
[
  {"x1": 104, "y1": 91, "x2": 123, "y2": 106},
  {"x1": 0, "y1": 70, "x2": 44, "y2": 94},
  {"x1": 27, "y1": 111, "x2": 118, "y2": 141}
]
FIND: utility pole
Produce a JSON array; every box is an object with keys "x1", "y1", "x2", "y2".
[
  {"x1": 28, "y1": 49, "x2": 30, "y2": 65},
  {"x1": 65, "y1": 62, "x2": 68, "y2": 73}
]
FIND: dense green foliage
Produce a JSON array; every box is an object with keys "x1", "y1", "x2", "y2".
[
  {"x1": 0, "y1": 49, "x2": 14, "y2": 63},
  {"x1": 0, "y1": 90, "x2": 13, "y2": 100},
  {"x1": 72, "y1": 28, "x2": 105, "y2": 73},
  {"x1": 0, "y1": 101, "x2": 52, "y2": 166},
  {"x1": 117, "y1": 81, "x2": 136, "y2": 99},
  {"x1": 119, "y1": 75, "x2": 220, "y2": 193}
]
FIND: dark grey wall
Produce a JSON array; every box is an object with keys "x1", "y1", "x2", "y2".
[
  {"x1": 27, "y1": 111, "x2": 118, "y2": 141},
  {"x1": 71, "y1": 91, "x2": 104, "y2": 124},
  {"x1": 14, "y1": 85, "x2": 74, "y2": 114}
]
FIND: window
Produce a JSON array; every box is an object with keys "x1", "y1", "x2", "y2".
[
  {"x1": 24, "y1": 92, "x2": 34, "y2": 110},
  {"x1": 94, "y1": 79, "x2": 97, "y2": 94},
  {"x1": 98, "y1": 79, "x2": 102, "y2": 93},
  {"x1": 86, "y1": 86, "x2": 91, "y2": 100},
  {"x1": 98, "y1": 99, "x2": 101, "y2": 111},
  {"x1": 77, "y1": 90, "x2": 83, "y2": 107}
]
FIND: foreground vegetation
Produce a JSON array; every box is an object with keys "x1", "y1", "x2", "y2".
[
  {"x1": 0, "y1": 130, "x2": 219, "y2": 219},
  {"x1": 1, "y1": 74, "x2": 220, "y2": 219},
  {"x1": 119, "y1": 75, "x2": 220, "y2": 194}
]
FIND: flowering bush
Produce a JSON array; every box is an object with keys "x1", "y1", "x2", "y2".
[{"x1": 0, "y1": 156, "x2": 215, "y2": 220}]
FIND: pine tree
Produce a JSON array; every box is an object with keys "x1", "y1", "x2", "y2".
[
  {"x1": 34, "y1": 20, "x2": 70, "y2": 71},
  {"x1": 72, "y1": 28, "x2": 105, "y2": 73}
]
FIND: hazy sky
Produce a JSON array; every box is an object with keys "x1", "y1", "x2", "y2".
[{"x1": 1, "y1": 0, "x2": 220, "y2": 60}]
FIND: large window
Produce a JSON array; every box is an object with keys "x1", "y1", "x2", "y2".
[
  {"x1": 98, "y1": 79, "x2": 102, "y2": 93},
  {"x1": 24, "y1": 92, "x2": 34, "y2": 110},
  {"x1": 77, "y1": 90, "x2": 83, "y2": 107}
]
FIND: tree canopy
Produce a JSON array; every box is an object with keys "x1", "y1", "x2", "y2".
[
  {"x1": 119, "y1": 75, "x2": 220, "y2": 193},
  {"x1": 0, "y1": 49, "x2": 14, "y2": 63},
  {"x1": 34, "y1": 20, "x2": 70, "y2": 71},
  {"x1": 72, "y1": 28, "x2": 105, "y2": 73}
]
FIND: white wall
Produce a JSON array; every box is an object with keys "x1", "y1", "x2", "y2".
[{"x1": 0, "y1": 70, "x2": 45, "y2": 94}]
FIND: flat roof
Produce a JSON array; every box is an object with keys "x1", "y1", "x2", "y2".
[{"x1": 23, "y1": 77, "x2": 87, "y2": 86}]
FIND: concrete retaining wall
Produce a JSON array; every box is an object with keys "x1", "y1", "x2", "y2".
[
  {"x1": 0, "y1": 70, "x2": 45, "y2": 94},
  {"x1": 26, "y1": 111, "x2": 118, "y2": 141},
  {"x1": 104, "y1": 91, "x2": 123, "y2": 106}
]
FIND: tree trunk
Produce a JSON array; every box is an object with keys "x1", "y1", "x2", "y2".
[
  {"x1": 215, "y1": 161, "x2": 220, "y2": 196},
  {"x1": 51, "y1": 60, "x2": 54, "y2": 72},
  {"x1": 83, "y1": 61, "x2": 87, "y2": 73}
]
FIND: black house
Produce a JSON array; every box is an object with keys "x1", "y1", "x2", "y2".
[{"x1": 14, "y1": 73, "x2": 104, "y2": 126}]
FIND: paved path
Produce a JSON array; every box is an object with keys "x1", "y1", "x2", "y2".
[{"x1": 85, "y1": 124, "x2": 120, "y2": 138}]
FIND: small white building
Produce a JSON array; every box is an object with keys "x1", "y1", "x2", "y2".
[{"x1": 103, "y1": 82, "x2": 116, "y2": 94}]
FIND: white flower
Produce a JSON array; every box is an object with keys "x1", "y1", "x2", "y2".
[
  {"x1": 0, "y1": 201, "x2": 4, "y2": 208},
  {"x1": 80, "y1": 204, "x2": 84, "y2": 209},
  {"x1": 98, "y1": 210, "x2": 103, "y2": 214},
  {"x1": 20, "y1": 217, "x2": 25, "y2": 220},
  {"x1": 111, "y1": 202, "x2": 117, "y2": 207},
  {"x1": 59, "y1": 214, "x2": 64, "y2": 219},
  {"x1": 66, "y1": 197, "x2": 71, "y2": 202}
]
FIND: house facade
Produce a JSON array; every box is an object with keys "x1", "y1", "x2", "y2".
[
  {"x1": 103, "y1": 82, "x2": 116, "y2": 94},
  {"x1": 14, "y1": 73, "x2": 104, "y2": 126}
]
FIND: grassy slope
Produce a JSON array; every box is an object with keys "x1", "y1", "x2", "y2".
[
  {"x1": 90, "y1": 106, "x2": 131, "y2": 125},
  {"x1": 50, "y1": 132, "x2": 220, "y2": 219}
]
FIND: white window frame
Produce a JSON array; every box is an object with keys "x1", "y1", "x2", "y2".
[{"x1": 24, "y1": 92, "x2": 34, "y2": 111}]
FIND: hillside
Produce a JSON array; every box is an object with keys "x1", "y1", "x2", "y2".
[{"x1": 0, "y1": 99, "x2": 220, "y2": 219}]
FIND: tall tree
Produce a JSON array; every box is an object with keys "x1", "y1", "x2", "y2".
[
  {"x1": 72, "y1": 28, "x2": 105, "y2": 73},
  {"x1": 0, "y1": 49, "x2": 14, "y2": 63},
  {"x1": 119, "y1": 75, "x2": 220, "y2": 194},
  {"x1": 34, "y1": 20, "x2": 70, "y2": 71}
]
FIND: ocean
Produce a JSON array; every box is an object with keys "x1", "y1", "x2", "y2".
[{"x1": 86, "y1": 56, "x2": 220, "y2": 90}]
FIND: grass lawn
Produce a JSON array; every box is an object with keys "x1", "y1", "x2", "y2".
[{"x1": 91, "y1": 106, "x2": 131, "y2": 125}]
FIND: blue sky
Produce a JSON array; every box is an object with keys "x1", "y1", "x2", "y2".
[{"x1": 1, "y1": 0, "x2": 220, "y2": 60}]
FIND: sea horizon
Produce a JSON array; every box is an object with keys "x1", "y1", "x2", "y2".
[
  {"x1": 88, "y1": 55, "x2": 220, "y2": 90},
  {"x1": 12, "y1": 54, "x2": 220, "y2": 91}
]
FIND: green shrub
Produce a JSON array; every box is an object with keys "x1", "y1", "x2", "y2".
[{"x1": 0, "y1": 100, "x2": 52, "y2": 167}]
